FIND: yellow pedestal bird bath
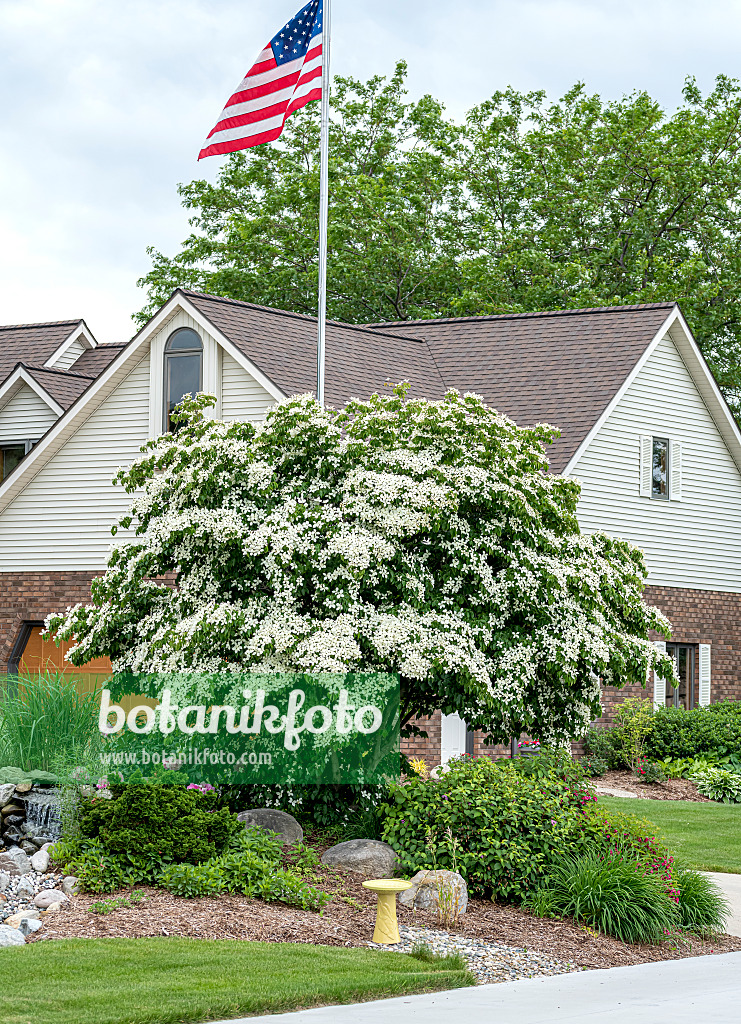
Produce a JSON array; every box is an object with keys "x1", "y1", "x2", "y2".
[{"x1": 362, "y1": 878, "x2": 412, "y2": 944}]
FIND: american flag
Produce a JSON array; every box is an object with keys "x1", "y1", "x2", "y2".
[{"x1": 199, "y1": 0, "x2": 324, "y2": 159}]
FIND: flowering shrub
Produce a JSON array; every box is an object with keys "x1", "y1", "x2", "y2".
[
  {"x1": 633, "y1": 758, "x2": 665, "y2": 784},
  {"x1": 580, "y1": 755, "x2": 608, "y2": 777},
  {"x1": 46, "y1": 388, "x2": 672, "y2": 746},
  {"x1": 381, "y1": 753, "x2": 598, "y2": 901}
]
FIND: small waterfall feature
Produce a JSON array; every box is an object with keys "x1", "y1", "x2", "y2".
[{"x1": 22, "y1": 789, "x2": 62, "y2": 841}]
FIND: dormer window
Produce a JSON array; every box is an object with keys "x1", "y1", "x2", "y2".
[{"x1": 164, "y1": 328, "x2": 202, "y2": 432}]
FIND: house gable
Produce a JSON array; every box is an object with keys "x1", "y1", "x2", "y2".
[
  {"x1": 0, "y1": 376, "x2": 60, "y2": 444},
  {"x1": 0, "y1": 294, "x2": 283, "y2": 571},
  {"x1": 572, "y1": 326, "x2": 741, "y2": 591}
]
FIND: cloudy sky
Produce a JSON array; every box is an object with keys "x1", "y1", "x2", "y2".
[{"x1": 1, "y1": 0, "x2": 740, "y2": 344}]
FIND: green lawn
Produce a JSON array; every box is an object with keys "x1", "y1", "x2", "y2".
[
  {"x1": 0, "y1": 938, "x2": 473, "y2": 1024},
  {"x1": 599, "y1": 796, "x2": 741, "y2": 873}
]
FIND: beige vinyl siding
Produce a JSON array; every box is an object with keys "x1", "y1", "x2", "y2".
[
  {"x1": 0, "y1": 385, "x2": 57, "y2": 443},
  {"x1": 0, "y1": 352, "x2": 150, "y2": 571},
  {"x1": 50, "y1": 338, "x2": 87, "y2": 371},
  {"x1": 221, "y1": 352, "x2": 276, "y2": 422},
  {"x1": 573, "y1": 332, "x2": 741, "y2": 592}
]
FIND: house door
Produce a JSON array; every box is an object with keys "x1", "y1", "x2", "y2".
[
  {"x1": 665, "y1": 643, "x2": 696, "y2": 709},
  {"x1": 440, "y1": 713, "x2": 467, "y2": 766}
]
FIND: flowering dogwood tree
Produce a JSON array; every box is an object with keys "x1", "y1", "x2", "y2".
[{"x1": 47, "y1": 387, "x2": 673, "y2": 745}]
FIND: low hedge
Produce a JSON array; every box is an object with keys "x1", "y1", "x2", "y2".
[{"x1": 585, "y1": 701, "x2": 741, "y2": 765}]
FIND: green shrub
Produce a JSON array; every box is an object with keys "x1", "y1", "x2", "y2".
[
  {"x1": 524, "y1": 851, "x2": 680, "y2": 943},
  {"x1": 580, "y1": 755, "x2": 608, "y2": 778},
  {"x1": 0, "y1": 671, "x2": 103, "y2": 771},
  {"x1": 633, "y1": 758, "x2": 665, "y2": 784},
  {"x1": 76, "y1": 783, "x2": 243, "y2": 865},
  {"x1": 615, "y1": 698, "x2": 655, "y2": 771},
  {"x1": 690, "y1": 765, "x2": 741, "y2": 803},
  {"x1": 647, "y1": 703, "x2": 741, "y2": 761},
  {"x1": 674, "y1": 867, "x2": 729, "y2": 935},
  {"x1": 381, "y1": 754, "x2": 598, "y2": 901},
  {"x1": 583, "y1": 726, "x2": 627, "y2": 769}
]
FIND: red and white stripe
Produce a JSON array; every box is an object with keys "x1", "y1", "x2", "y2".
[{"x1": 199, "y1": 35, "x2": 323, "y2": 159}]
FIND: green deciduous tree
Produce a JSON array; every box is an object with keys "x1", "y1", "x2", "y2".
[
  {"x1": 138, "y1": 66, "x2": 741, "y2": 416},
  {"x1": 47, "y1": 389, "x2": 673, "y2": 746}
]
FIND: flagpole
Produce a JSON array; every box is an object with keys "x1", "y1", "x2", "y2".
[{"x1": 316, "y1": 0, "x2": 331, "y2": 408}]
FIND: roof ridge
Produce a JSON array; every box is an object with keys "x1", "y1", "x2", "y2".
[
  {"x1": 369, "y1": 301, "x2": 678, "y2": 329},
  {"x1": 182, "y1": 289, "x2": 428, "y2": 344},
  {"x1": 0, "y1": 319, "x2": 83, "y2": 331}
]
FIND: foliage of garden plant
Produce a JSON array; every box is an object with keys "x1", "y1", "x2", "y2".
[
  {"x1": 46, "y1": 389, "x2": 672, "y2": 746},
  {"x1": 139, "y1": 65, "x2": 741, "y2": 417},
  {"x1": 584, "y1": 700, "x2": 741, "y2": 797},
  {"x1": 0, "y1": 671, "x2": 103, "y2": 771},
  {"x1": 385, "y1": 753, "x2": 729, "y2": 941},
  {"x1": 55, "y1": 782, "x2": 329, "y2": 908}
]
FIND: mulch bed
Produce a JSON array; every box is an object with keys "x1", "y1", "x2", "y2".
[
  {"x1": 30, "y1": 857, "x2": 741, "y2": 970},
  {"x1": 596, "y1": 770, "x2": 709, "y2": 802}
]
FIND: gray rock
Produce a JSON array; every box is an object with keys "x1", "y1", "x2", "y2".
[
  {"x1": 33, "y1": 890, "x2": 67, "y2": 909},
  {"x1": 236, "y1": 809, "x2": 303, "y2": 847},
  {"x1": 0, "y1": 871, "x2": 11, "y2": 891},
  {"x1": 0, "y1": 784, "x2": 16, "y2": 809},
  {"x1": 0, "y1": 924, "x2": 25, "y2": 947},
  {"x1": 30, "y1": 850, "x2": 49, "y2": 874},
  {"x1": 16, "y1": 877, "x2": 36, "y2": 900},
  {"x1": 19, "y1": 841, "x2": 36, "y2": 857},
  {"x1": 40, "y1": 842, "x2": 56, "y2": 855},
  {"x1": 2, "y1": 827, "x2": 23, "y2": 844},
  {"x1": 321, "y1": 839, "x2": 398, "y2": 878},
  {"x1": 61, "y1": 876, "x2": 78, "y2": 896},
  {"x1": 5, "y1": 815, "x2": 24, "y2": 827},
  {"x1": 18, "y1": 918, "x2": 42, "y2": 937},
  {"x1": 0, "y1": 849, "x2": 32, "y2": 876},
  {"x1": 399, "y1": 869, "x2": 468, "y2": 916},
  {"x1": 5, "y1": 909, "x2": 40, "y2": 928}
]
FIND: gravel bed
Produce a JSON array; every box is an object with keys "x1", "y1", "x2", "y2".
[
  {"x1": 0, "y1": 873, "x2": 65, "y2": 921},
  {"x1": 368, "y1": 924, "x2": 580, "y2": 984}
]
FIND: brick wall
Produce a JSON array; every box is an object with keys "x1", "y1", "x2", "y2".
[
  {"x1": 596, "y1": 584, "x2": 741, "y2": 724},
  {"x1": 0, "y1": 571, "x2": 99, "y2": 669}
]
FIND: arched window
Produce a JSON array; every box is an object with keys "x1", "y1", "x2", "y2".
[{"x1": 164, "y1": 328, "x2": 202, "y2": 431}]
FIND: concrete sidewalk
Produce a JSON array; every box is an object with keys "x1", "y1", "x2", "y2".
[
  {"x1": 211, "y1": 952, "x2": 741, "y2": 1023},
  {"x1": 704, "y1": 872, "x2": 741, "y2": 937}
]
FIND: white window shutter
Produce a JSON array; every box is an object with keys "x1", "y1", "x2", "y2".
[
  {"x1": 699, "y1": 644, "x2": 711, "y2": 706},
  {"x1": 670, "y1": 440, "x2": 682, "y2": 501},
  {"x1": 653, "y1": 640, "x2": 667, "y2": 709},
  {"x1": 640, "y1": 435, "x2": 652, "y2": 496}
]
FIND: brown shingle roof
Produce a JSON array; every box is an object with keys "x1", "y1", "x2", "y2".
[
  {"x1": 185, "y1": 292, "x2": 675, "y2": 473},
  {"x1": 0, "y1": 321, "x2": 84, "y2": 381},
  {"x1": 22, "y1": 366, "x2": 96, "y2": 410},
  {"x1": 369, "y1": 304, "x2": 676, "y2": 471},
  {"x1": 183, "y1": 291, "x2": 442, "y2": 408},
  {"x1": 72, "y1": 344, "x2": 125, "y2": 377}
]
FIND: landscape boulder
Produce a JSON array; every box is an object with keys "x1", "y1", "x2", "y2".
[
  {"x1": 237, "y1": 809, "x2": 303, "y2": 847},
  {"x1": 5, "y1": 909, "x2": 40, "y2": 929},
  {"x1": 61, "y1": 876, "x2": 79, "y2": 896},
  {"x1": 0, "y1": 848, "x2": 32, "y2": 876},
  {"x1": 398, "y1": 869, "x2": 468, "y2": 916},
  {"x1": 0, "y1": 924, "x2": 25, "y2": 947},
  {"x1": 321, "y1": 839, "x2": 398, "y2": 878},
  {"x1": 30, "y1": 850, "x2": 49, "y2": 874},
  {"x1": 0, "y1": 784, "x2": 17, "y2": 809},
  {"x1": 33, "y1": 890, "x2": 67, "y2": 909},
  {"x1": 0, "y1": 871, "x2": 11, "y2": 891}
]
